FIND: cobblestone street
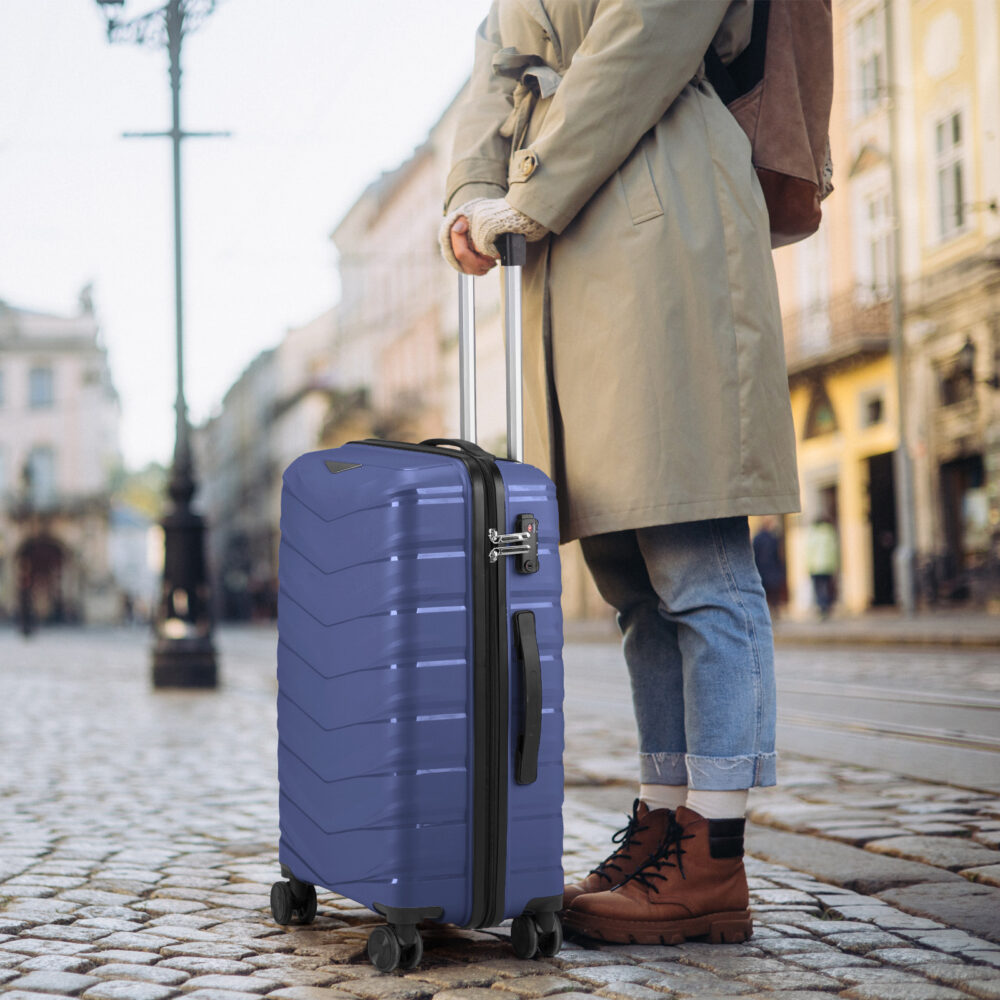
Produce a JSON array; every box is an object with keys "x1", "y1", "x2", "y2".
[{"x1": 3, "y1": 625, "x2": 1000, "y2": 1000}]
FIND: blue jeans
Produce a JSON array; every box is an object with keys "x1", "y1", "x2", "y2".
[{"x1": 579, "y1": 517, "x2": 777, "y2": 790}]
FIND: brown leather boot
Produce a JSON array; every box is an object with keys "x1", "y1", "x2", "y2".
[
  {"x1": 563, "y1": 799, "x2": 676, "y2": 909},
  {"x1": 563, "y1": 805, "x2": 752, "y2": 944}
]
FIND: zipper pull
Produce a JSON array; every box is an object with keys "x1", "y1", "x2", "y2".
[
  {"x1": 488, "y1": 528, "x2": 531, "y2": 562},
  {"x1": 487, "y1": 514, "x2": 539, "y2": 573}
]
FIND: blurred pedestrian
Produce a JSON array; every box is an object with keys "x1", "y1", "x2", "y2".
[
  {"x1": 753, "y1": 517, "x2": 786, "y2": 617},
  {"x1": 806, "y1": 516, "x2": 839, "y2": 619},
  {"x1": 17, "y1": 557, "x2": 34, "y2": 638},
  {"x1": 441, "y1": 0, "x2": 800, "y2": 945}
]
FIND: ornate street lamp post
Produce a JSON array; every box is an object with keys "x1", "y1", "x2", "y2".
[{"x1": 95, "y1": 0, "x2": 228, "y2": 687}]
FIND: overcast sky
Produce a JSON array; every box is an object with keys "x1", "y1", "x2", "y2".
[{"x1": 0, "y1": 0, "x2": 486, "y2": 470}]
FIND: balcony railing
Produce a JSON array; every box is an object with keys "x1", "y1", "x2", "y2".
[
  {"x1": 782, "y1": 286, "x2": 892, "y2": 377},
  {"x1": 4, "y1": 489, "x2": 112, "y2": 520}
]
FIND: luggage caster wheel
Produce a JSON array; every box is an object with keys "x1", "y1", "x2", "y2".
[
  {"x1": 368, "y1": 924, "x2": 402, "y2": 973},
  {"x1": 399, "y1": 931, "x2": 423, "y2": 970},
  {"x1": 294, "y1": 883, "x2": 317, "y2": 924},
  {"x1": 537, "y1": 914, "x2": 563, "y2": 957},
  {"x1": 511, "y1": 913, "x2": 539, "y2": 959},
  {"x1": 270, "y1": 881, "x2": 294, "y2": 926}
]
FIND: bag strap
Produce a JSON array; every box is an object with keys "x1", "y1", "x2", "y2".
[{"x1": 703, "y1": 0, "x2": 771, "y2": 105}]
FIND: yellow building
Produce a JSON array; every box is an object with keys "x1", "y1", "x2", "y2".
[
  {"x1": 772, "y1": 0, "x2": 1000, "y2": 615},
  {"x1": 772, "y1": 0, "x2": 901, "y2": 615},
  {"x1": 899, "y1": 0, "x2": 1000, "y2": 606}
]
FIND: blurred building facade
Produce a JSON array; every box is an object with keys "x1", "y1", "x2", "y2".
[
  {"x1": 771, "y1": 0, "x2": 1000, "y2": 614},
  {"x1": 0, "y1": 290, "x2": 124, "y2": 624},
  {"x1": 196, "y1": 308, "x2": 338, "y2": 621},
  {"x1": 900, "y1": 0, "x2": 1000, "y2": 607}
]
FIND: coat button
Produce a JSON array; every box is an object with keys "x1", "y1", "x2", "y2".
[{"x1": 511, "y1": 149, "x2": 538, "y2": 181}]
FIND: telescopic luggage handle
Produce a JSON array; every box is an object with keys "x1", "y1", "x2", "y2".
[{"x1": 457, "y1": 233, "x2": 527, "y2": 462}]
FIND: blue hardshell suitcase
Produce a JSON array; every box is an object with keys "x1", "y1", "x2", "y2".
[{"x1": 272, "y1": 236, "x2": 565, "y2": 971}]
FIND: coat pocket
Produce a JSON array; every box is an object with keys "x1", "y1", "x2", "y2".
[{"x1": 618, "y1": 139, "x2": 663, "y2": 225}]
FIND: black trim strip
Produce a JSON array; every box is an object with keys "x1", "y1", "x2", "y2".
[
  {"x1": 358, "y1": 438, "x2": 508, "y2": 928},
  {"x1": 482, "y1": 451, "x2": 509, "y2": 928}
]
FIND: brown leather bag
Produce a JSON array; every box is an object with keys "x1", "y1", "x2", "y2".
[{"x1": 705, "y1": 0, "x2": 834, "y2": 248}]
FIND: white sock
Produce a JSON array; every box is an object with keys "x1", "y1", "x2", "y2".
[
  {"x1": 639, "y1": 783, "x2": 687, "y2": 812},
  {"x1": 685, "y1": 788, "x2": 749, "y2": 820}
]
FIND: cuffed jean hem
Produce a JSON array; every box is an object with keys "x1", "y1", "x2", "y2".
[
  {"x1": 688, "y1": 752, "x2": 777, "y2": 789},
  {"x1": 639, "y1": 751, "x2": 778, "y2": 789},
  {"x1": 638, "y1": 751, "x2": 688, "y2": 785}
]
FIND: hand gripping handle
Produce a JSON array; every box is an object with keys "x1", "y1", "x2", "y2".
[{"x1": 457, "y1": 233, "x2": 527, "y2": 462}]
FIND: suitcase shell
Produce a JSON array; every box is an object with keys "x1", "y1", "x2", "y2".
[{"x1": 276, "y1": 438, "x2": 565, "y2": 927}]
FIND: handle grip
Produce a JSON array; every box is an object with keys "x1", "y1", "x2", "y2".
[
  {"x1": 420, "y1": 437, "x2": 494, "y2": 461},
  {"x1": 513, "y1": 609, "x2": 542, "y2": 785},
  {"x1": 496, "y1": 232, "x2": 527, "y2": 267}
]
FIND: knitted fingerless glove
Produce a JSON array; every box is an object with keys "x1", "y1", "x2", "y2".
[{"x1": 439, "y1": 198, "x2": 548, "y2": 272}]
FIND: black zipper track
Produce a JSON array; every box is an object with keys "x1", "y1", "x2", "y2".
[{"x1": 359, "y1": 439, "x2": 508, "y2": 928}]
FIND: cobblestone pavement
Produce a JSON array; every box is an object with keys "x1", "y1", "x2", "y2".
[{"x1": 2, "y1": 626, "x2": 1000, "y2": 1000}]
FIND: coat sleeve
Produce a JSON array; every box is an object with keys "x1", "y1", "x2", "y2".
[
  {"x1": 443, "y1": 2, "x2": 516, "y2": 214},
  {"x1": 505, "y1": 0, "x2": 736, "y2": 234}
]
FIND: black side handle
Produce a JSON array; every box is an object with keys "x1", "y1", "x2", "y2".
[
  {"x1": 513, "y1": 610, "x2": 542, "y2": 785},
  {"x1": 497, "y1": 233, "x2": 527, "y2": 268},
  {"x1": 420, "y1": 438, "x2": 496, "y2": 461}
]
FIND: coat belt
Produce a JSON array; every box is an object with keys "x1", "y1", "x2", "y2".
[
  {"x1": 492, "y1": 46, "x2": 708, "y2": 155},
  {"x1": 492, "y1": 47, "x2": 563, "y2": 151}
]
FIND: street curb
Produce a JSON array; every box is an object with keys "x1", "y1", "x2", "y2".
[
  {"x1": 566, "y1": 621, "x2": 1000, "y2": 649},
  {"x1": 745, "y1": 822, "x2": 964, "y2": 895},
  {"x1": 774, "y1": 630, "x2": 1000, "y2": 649}
]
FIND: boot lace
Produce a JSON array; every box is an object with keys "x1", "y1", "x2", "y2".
[
  {"x1": 615, "y1": 812, "x2": 694, "y2": 890},
  {"x1": 588, "y1": 799, "x2": 649, "y2": 884}
]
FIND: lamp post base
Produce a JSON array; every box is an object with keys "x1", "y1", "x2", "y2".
[{"x1": 152, "y1": 636, "x2": 217, "y2": 688}]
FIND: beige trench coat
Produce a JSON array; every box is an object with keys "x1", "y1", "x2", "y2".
[{"x1": 445, "y1": 0, "x2": 800, "y2": 543}]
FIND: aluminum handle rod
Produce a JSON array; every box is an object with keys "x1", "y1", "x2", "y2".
[
  {"x1": 455, "y1": 234, "x2": 526, "y2": 459},
  {"x1": 503, "y1": 264, "x2": 524, "y2": 463},
  {"x1": 458, "y1": 273, "x2": 477, "y2": 444}
]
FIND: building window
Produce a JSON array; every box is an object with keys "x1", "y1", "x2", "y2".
[
  {"x1": 854, "y1": 8, "x2": 886, "y2": 119},
  {"x1": 27, "y1": 446, "x2": 57, "y2": 507},
  {"x1": 861, "y1": 391, "x2": 885, "y2": 427},
  {"x1": 934, "y1": 110, "x2": 967, "y2": 241},
  {"x1": 796, "y1": 224, "x2": 832, "y2": 354},
  {"x1": 804, "y1": 381, "x2": 839, "y2": 439},
  {"x1": 865, "y1": 189, "x2": 893, "y2": 299},
  {"x1": 940, "y1": 365, "x2": 974, "y2": 407},
  {"x1": 29, "y1": 366, "x2": 55, "y2": 408}
]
